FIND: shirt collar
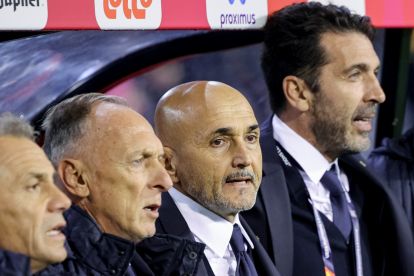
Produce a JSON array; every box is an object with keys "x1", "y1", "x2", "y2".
[
  {"x1": 272, "y1": 114, "x2": 337, "y2": 184},
  {"x1": 168, "y1": 188, "x2": 254, "y2": 257}
]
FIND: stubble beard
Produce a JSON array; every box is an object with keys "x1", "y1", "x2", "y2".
[
  {"x1": 310, "y1": 95, "x2": 372, "y2": 159},
  {"x1": 180, "y1": 173, "x2": 258, "y2": 216}
]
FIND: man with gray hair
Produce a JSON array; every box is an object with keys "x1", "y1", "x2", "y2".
[
  {"x1": 39, "y1": 93, "x2": 205, "y2": 275},
  {"x1": 0, "y1": 113, "x2": 35, "y2": 138},
  {"x1": 0, "y1": 112, "x2": 70, "y2": 274}
]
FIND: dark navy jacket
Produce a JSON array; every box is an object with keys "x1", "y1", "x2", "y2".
[
  {"x1": 0, "y1": 250, "x2": 30, "y2": 276},
  {"x1": 243, "y1": 117, "x2": 414, "y2": 276},
  {"x1": 368, "y1": 127, "x2": 414, "y2": 237},
  {"x1": 37, "y1": 205, "x2": 205, "y2": 276},
  {"x1": 156, "y1": 192, "x2": 281, "y2": 276},
  {"x1": 137, "y1": 234, "x2": 205, "y2": 276}
]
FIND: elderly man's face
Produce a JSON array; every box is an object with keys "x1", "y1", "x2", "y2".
[
  {"x1": 0, "y1": 137, "x2": 70, "y2": 272},
  {"x1": 82, "y1": 104, "x2": 172, "y2": 242},
  {"x1": 171, "y1": 85, "x2": 262, "y2": 221}
]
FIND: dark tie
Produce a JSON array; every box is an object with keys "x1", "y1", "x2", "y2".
[
  {"x1": 321, "y1": 167, "x2": 352, "y2": 239},
  {"x1": 230, "y1": 224, "x2": 258, "y2": 276}
]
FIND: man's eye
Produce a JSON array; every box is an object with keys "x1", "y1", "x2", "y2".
[
  {"x1": 27, "y1": 182, "x2": 40, "y2": 191},
  {"x1": 348, "y1": 70, "x2": 361, "y2": 80},
  {"x1": 132, "y1": 158, "x2": 144, "y2": 165},
  {"x1": 246, "y1": 134, "x2": 258, "y2": 143},
  {"x1": 211, "y1": 138, "x2": 225, "y2": 147}
]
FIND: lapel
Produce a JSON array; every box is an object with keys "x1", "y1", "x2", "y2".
[
  {"x1": 339, "y1": 153, "x2": 396, "y2": 218},
  {"x1": 338, "y1": 154, "x2": 371, "y2": 218},
  {"x1": 340, "y1": 154, "x2": 385, "y2": 190},
  {"x1": 259, "y1": 117, "x2": 294, "y2": 276},
  {"x1": 157, "y1": 192, "x2": 195, "y2": 240},
  {"x1": 240, "y1": 215, "x2": 281, "y2": 276},
  {"x1": 340, "y1": 154, "x2": 414, "y2": 276}
]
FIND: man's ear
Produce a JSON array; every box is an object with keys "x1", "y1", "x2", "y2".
[
  {"x1": 282, "y1": 76, "x2": 312, "y2": 112},
  {"x1": 57, "y1": 159, "x2": 90, "y2": 198},
  {"x1": 163, "y1": 147, "x2": 179, "y2": 184}
]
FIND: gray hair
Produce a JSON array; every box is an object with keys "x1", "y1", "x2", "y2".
[
  {"x1": 0, "y1": 112, "x2": 34, "y2": 140},
  {"x1": 42, "y1": 93, "x2": 128, "y2": 166}
]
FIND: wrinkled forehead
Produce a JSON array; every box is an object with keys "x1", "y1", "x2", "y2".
[
  {"x1": 183, "y1": 93, "x2": 258, "y2": 135},
  {"x1": 0, "y1": 137, "x2": 54, "y2": 180},
  {"x1": 320, "y1": 31, "x2": 380, "y2": 67},
  {"x1": 0, "y1": 136, "x2": 44, "y2": 161},
  {"x1": 113, "y1": 127, "x2": 162, "y2": 148},
  {"x1": 89, "y1": 109, "x2": 162, "y2": 156},
  {"x1": 92, "y1": 102, "x2": 152, "y2": 129},
  {"x1": 98, "y1": 129, "x2": 164, "y2": 162}
]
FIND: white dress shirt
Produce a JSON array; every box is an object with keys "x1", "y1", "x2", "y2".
[
  {"x1": 272, "y1": 114, "x2": 350, "y2": 221},
  {"x1": 169, "y1": 188, "x2": 254, "y2": 276}
]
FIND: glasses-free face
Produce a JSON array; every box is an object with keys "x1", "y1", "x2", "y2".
[
  {"x1": 166, "y1": 83, "x2": 262, "y2": 222},
  {"x1": 0, "y1": 137, "x2": 70, "y2": 272},
  {"x1": 76, "y1": 103, "x2": 172, "y2": 242},
  {"x1": 307, "y1": 32, "x2": 385, "y2": 159}
]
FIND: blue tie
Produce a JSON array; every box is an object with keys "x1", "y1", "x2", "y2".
[
  {"x1": 230, "y1": 224, "x2": 258, "y2": 276},
  {"x1": 321, "y1": 167, "x2": 352, "y2": 239}
]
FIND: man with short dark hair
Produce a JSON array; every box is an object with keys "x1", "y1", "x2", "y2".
[
  {"x1": 243, "y1": 3, "x2": 414, "y2": 276},
  {"x1": 155, "y1": 81, "x2": 280, "y2": 276},
  {"x1": 0, "y1": 112, "x2": 70, "y2": 274}
]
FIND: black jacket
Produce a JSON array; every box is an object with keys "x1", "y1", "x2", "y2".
[
  {"x1": 137, "y1": 234, "x2": 205, "y2": 276},
  {"x1": 0, "y1": 250, "x2": 30, "y2": 276},
  {"x1": 156, "y1": 192, "x2": 281, "y2": 276},
  {"x1": 243, "y1": 117, "x2": 414, "y2": 276},
  {"x1": 368, "y1": 127, "x2": 414, "y2": 236},
  {"x1": 37, "y1": 205, "x2": 204, "y2": 276}
]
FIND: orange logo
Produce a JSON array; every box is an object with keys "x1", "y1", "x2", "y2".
[
  {"x1": 324, "y1": 266, "x2": 335, "y2": 276},
  {"x1": 104, "y1": 0, "x2": 152, "y2": 19}
]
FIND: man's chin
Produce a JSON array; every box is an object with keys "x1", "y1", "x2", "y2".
[
  {"x1": 47, "y1": 248, "x2": 68, "y2": 263},
  {"x1": 221, "y1": 197, "x2": 256, "y2": 213},
  {"x1": 131, "y1": 227, "x2": 156, "y2": 243},
  {"x1": 31, "y1": 250, "x2": 67, "y2": 273},
  {"x1": 344, "y1": 136, "x2": 371, "y2": 154}
]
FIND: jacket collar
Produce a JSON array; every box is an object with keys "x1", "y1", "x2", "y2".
[
  {"x1": 64, "y1": 205, "x2": 136, "y2": 275},
  {"x1": 0, "y1": 250, "x2": 30, "y2": 275},
  {"x1": 157, "y1": 192, "x2": 196, "y2": 240},
  {"x1": 257, "y1": 117, "x2": 294, "y2": 276}
]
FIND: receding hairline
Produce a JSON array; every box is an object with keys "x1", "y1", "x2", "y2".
[
  {"x1": 0, "y1": 136, "x2": 49, "y2": 166},
  {"x1": 89, "y1": 101, "x2": 154, "y2": 136},
  {"x1": 42, "y1": 93, "x2": 130, "y2": 165}
]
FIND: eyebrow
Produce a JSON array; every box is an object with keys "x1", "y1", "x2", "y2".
[
  {"x1": 28, "y1": 172, "x2": 48, "y2": 181},
  {"x1": 248, "y1": 124, "x2": 260, "y2": 132},
  {"x1": 129, "y1": 149, "x2": 162, "y2": 159},
  {"x1": 212, "y1": 124, "x2": 259, "y2": 135},
  {"x1": 343, "y1": 63, "x2": 380, "y2": 74}
]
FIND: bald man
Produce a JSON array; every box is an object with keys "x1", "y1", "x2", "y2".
[{"x1": 155, "y1": 81, "x2": 280, "y2": 276}]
